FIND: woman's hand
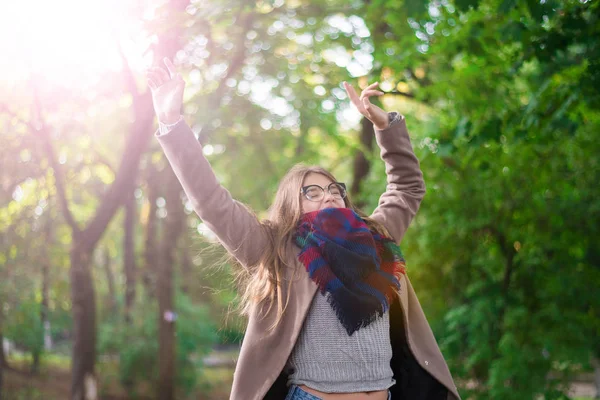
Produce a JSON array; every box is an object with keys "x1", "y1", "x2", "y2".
[
  {"x1": 343, "y1": 81, "x2": 389, "y2": 130},
  {"x1": 147, "y1": 58, "x2": 185, "y2": 125}
]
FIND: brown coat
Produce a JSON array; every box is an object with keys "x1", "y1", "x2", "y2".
[{"x1": 156, "y1": 116, "x2": 461, "y2": 400}]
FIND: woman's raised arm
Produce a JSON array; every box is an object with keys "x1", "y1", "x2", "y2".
[
  {"x1": 370, "y1": 115, "x2": 425, "y2": 243},
  {"x1": 344, "y1": 82, "x2": 426, "y2": 243},
  {"x1": 148, "y1": 59, "x2": 270, "y2": 267}
]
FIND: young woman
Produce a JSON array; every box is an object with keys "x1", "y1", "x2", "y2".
[{"x1": 147, "y1": 58, "x2": 460, "y2": 400}]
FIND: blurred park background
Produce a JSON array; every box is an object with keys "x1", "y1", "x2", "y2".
[{"x1": 1, "y1": 0, "x2": 599, "y2": 399}]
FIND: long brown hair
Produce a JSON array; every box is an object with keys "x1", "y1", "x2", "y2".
[{"x1": 233, "y1": 163, "x2": 391, "y2": 330}]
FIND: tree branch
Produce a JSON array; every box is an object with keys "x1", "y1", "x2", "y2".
[
  {"x1": 117, "y1": 42, "x2": 140, "y2": 98},
  {"x1": 32, "y1": 91, "x2": 82, "y2": 235},
  {"x1": 78, "y1": 0, "x2": 190, "y2": 254},
  {"x1": 385, "y1": 90, "x2": 415, "y2": 99},
  {"x1": 213, "y1": 11, "x2": 255, "y2": 101}
]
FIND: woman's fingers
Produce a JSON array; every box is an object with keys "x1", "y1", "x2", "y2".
[
  {"x1": 147, "y1": 67, "x2": 170, "y2": 84},
  {"x1": 164, "y1": 58, "x2": 177, "y2": 79},
  {"x1": 344, "y1": 81, "x2": 387, "y2": 124},
  {"x1": 147, "y1": 61, "x2": 185, "y2": 92},
  {"x1": 362, "y1": 97, "x2": 373, "y2": 116},
  {"x1": 147, "y1": 71, "x2": 165, "y2": 87},
  {"x1": 360, "y1": 90, "x2": 384, "y2": 99},
  {"x1": 155, "y1": 67, "x2": 171, "y2": 83},
  {"x1": 363, "y1": 82, "x2": 380, "y2": 93},
  {"x1": 343, "y1": 81, "x2": 361, "y2": 106},
  {"x1": 363, "y1": 97, "x2": 389, "y2": 128},
  {"x1": 146, "y1": 68, "x2": 163, "y2": 78},
  {"x1": 345, "y1": 81, "x2": 382, "y2": 102},
  {"x1": 146, "y1": 73, "x2": 161, "y2": 87}
]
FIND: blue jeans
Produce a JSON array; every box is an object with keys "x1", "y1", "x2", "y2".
[{"x1": 285, "y1": 385, "x2": 391, "y2": 400}]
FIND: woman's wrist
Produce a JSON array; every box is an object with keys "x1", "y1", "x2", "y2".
[
  {"x1": 159, "y1": 113, "x2": 182, "y2": 125},
  {"x1": 157, "y1": 115, "x2": 183, "y2": 136},
  {"x1": 373, "y1": 112, "x2": 400, "y2": 131}
]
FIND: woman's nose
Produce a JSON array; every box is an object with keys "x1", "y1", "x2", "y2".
[{"x1": 323, "y1": 192, "x2": 335, "y2": 203}]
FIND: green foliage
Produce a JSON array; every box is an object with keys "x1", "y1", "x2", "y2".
[
  {"x1": 98, "y1": 293, "x2": 218, "y2": 395},
  {"x1": 99, "y1": 307, "x2": 156, "y2": 391},
  {"x1": 4, "y1": 298, "x2": 44, "y2": 361},
  {"x1": 363, "y1": 0, "x2": 600, "y2": 397},
  {"x1": 175, "y1": 294, "x2": 220, "y2": 392}
]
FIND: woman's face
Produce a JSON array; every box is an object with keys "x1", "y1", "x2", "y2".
[{"x1": 300, "y1": 172, "x2": 346, "y2": 213}]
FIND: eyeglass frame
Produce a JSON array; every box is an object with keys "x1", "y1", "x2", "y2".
[{"x1": 300, "y1": 182, "x2": 347, "y2": 202}]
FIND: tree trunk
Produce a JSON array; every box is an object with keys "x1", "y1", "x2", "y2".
[
  {"x1": 35, "y1": 88, "x2": 154, "y2": 399},
  {"x1": 591, "y1": 354, "x2": 600, "y2": 399},
  {"x1": 32, "y1": 241, "x2": 50, "y2": 374},
  {"x1": 25, "y1": 2, "x2": 190, "y2": 396},
  {"x1": 157, "y1": 168, "x2": 186, "y2": 400},
  {"x1": 0, "y1": 330, "x2": 4, "y2": 368},
  {"x1": 0, "y1": 312, "x2": 4, "y2": 400},
  {"x1": 124, "y1": 190, "x2": 137, "y2": 323},
  {"x1": 102, "y1": 248, "x2": 117, "y2": 316},
  {"x1": 32, "y1": 352, "x2": 40, "y2": 375},
  {"x1": 179, "y1": 232, "x2": 192, "y2": 294},
  {"x1": 294, "y1": 114, "x2": 310, "y2": 157},
  {"x1": 42, "y1": 220, "x2": 52, "y2": 352},
  {"x1": 0, "y1": 297, "x2": 7, "y2": 374},
  {"x1": 122, "y1": 191, "x2": 137, "y2": 392},
  {"x1": 350, "y1": 117, "x2": 375, "y2": 209},
  {"x1": 70, "y1": 247, "x2": 98, "y2": 400},
  {"x1": 143, "y1": 168, "x2": 160, "y2": 299}
]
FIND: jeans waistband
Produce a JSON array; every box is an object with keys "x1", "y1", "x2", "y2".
[
  {"x1": 285, "y1": 385, "x2": 391, "y2": 400},
  {"x1": 285, "y1": 385, "x2": 322, "y2": 400}
]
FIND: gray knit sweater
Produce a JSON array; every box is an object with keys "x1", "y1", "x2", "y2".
[{"x1": 285, "y1": 292, "x2": 395, "y2": 393}]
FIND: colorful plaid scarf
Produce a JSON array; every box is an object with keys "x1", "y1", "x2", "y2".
[{"x1": 294, "y1": 207, "x2": 406, "y2": 335}]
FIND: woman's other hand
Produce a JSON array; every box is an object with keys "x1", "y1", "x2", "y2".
[
  {"x1": 343, "y1": 81, "x2": 389, "y2": 130},
  {"x1": 147, "y1": 57, "x2": 185, "y2": 125}
]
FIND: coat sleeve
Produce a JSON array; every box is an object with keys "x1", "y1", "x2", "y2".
[
  {"x1": 155, "y1": 119, "x2": 270, "y2": 268},
  {"x1": 369, "y1": 114, "x2": 426, "y2": 243}
]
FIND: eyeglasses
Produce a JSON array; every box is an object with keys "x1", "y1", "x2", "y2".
[{"x1": 300, "y1": 182, "x2": 347, "y2": 202}]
